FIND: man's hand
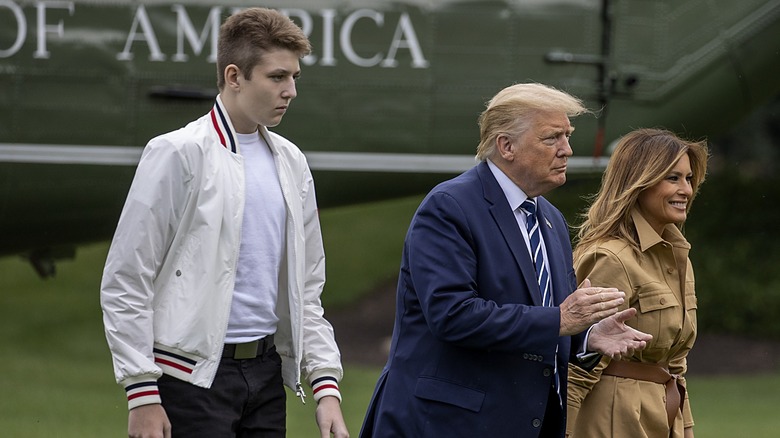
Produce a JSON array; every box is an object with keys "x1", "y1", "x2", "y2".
[
  {"x1": 587, "y1": 308, "x2": 653, "y2": 359},
  {"x1": 128, "y1": 403, "x2": 171, "y2": 438},
  {"x1": 560, "y1": 279, "x2": 625, "y2": 336},
  {"x1": 315, "y1": 396, "x2": 349, "y2": 438}
]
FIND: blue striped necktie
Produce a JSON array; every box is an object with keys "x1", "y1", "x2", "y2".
[
  {"x1": 520, "y1": 198, "x2": 560, "y2": 404},
  {"x1": 520, "y1": 199, "x2": 552, "y2": 306}
]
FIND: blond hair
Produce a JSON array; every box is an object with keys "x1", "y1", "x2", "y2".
[
  {"x1": 475, "y1": 83, "x2": 588, "y2": 161},
  {"x1": 574, "y1": 128, "x2": 709, "y2": 259}
]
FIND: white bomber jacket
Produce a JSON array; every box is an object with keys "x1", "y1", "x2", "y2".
[{"x1": 100, "y1": 96, "x2": 343, "y2": 410}]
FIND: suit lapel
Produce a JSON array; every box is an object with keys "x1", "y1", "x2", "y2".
[
  {"x1": 537, "y1": 202, "x2": 568, "y2": 306},
  {"x1": 477, "y1": 163, "x2": 543, "y2": 306}
]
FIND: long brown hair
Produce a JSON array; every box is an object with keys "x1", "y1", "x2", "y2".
[{"x1": 573, "y1": 128, "x2": 709, "y2": 259}]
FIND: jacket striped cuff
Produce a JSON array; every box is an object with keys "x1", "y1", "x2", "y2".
[
  {"x1": 153, "y1": 347, "x2": 197, "y2": 379},
  {"x1": 124, "y1": 379, "x2": 161, "y2": 410},
  {"x1": 311, "y1": 375, "x2": 341, "y2": 403}
]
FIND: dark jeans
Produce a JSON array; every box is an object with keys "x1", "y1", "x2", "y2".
[{"x1": 158, "y1": 347, "x2": 286, "y2": 438}]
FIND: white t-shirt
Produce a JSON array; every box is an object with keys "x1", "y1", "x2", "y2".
[{"x1": 225, "y1": 131, "x2": 286, "y2": 343}]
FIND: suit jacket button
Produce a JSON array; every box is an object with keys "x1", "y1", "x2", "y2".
[
  {"x1": 543, "y1": 369, "x2": 551, "y2": 377},
  {"x1": 532, "y1": 419, "x2": 542, "y2": 428},
  {"x1": 523, "y1": 353, "x2": 529, "y2": 359}
]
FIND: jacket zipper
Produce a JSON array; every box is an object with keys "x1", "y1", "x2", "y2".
[{"x1": 295, "y1": 382, "x2": 307, "y2": 404}]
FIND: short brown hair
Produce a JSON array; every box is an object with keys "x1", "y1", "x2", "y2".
[{"x1": 216, "y1": 8, "x2": 312, "y2": 90}]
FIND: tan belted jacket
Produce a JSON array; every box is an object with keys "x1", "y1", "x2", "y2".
[{"x1": 567, "y1": 209, "x2": 697, "y2": 437}]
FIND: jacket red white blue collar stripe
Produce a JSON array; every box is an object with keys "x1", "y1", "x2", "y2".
[{"x1": 209, "y1": 96, "x2": 238, "y2": 154}]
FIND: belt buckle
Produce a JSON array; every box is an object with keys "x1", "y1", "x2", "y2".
[{"x1": 233, "y1": 340, "x2": 259, "y2": 359}]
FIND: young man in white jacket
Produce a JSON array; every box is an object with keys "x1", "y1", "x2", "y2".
[{"x1": 100, "y1": 8, "x2": 348, "y2": 438}]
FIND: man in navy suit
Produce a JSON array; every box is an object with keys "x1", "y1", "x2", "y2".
[{"x1": 360, "y1": 83, "x2": 652, "y2": 437}]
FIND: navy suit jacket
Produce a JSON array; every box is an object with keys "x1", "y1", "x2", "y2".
[{"x1": 360, "y1": 162, "x2": 589, "y2": 437}]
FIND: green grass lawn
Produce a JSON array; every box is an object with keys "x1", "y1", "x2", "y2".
[
  {"x1": 689, "y1": 373, "x2": 780, "y2": 437},
  {"x1": 2, "y1": 196, "x2": 779, "y2": 437}
]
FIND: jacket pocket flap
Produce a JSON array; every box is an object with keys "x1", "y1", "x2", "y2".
[
  {"x1": 637, "y1": 287, "x2": 678, "y2": 313},
  {"x1": 414, "y1": 377, "x2": 485, "y2": 413}
]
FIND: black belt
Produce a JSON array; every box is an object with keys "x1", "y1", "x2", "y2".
[{"x1": 222, "y1": 334, "x2": 275, "y2": 359}]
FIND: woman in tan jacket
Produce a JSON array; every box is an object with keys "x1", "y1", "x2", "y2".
[{"x1": 567, "y1": 129, "x2": 709, "y2": 438}]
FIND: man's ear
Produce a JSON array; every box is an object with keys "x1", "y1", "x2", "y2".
[
  {"x1": 224, "y1": 64, "x2": 241, "y2": 90},
  {"x1": 496, "y1": 134, "x2": 514, "y2": 161}
]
